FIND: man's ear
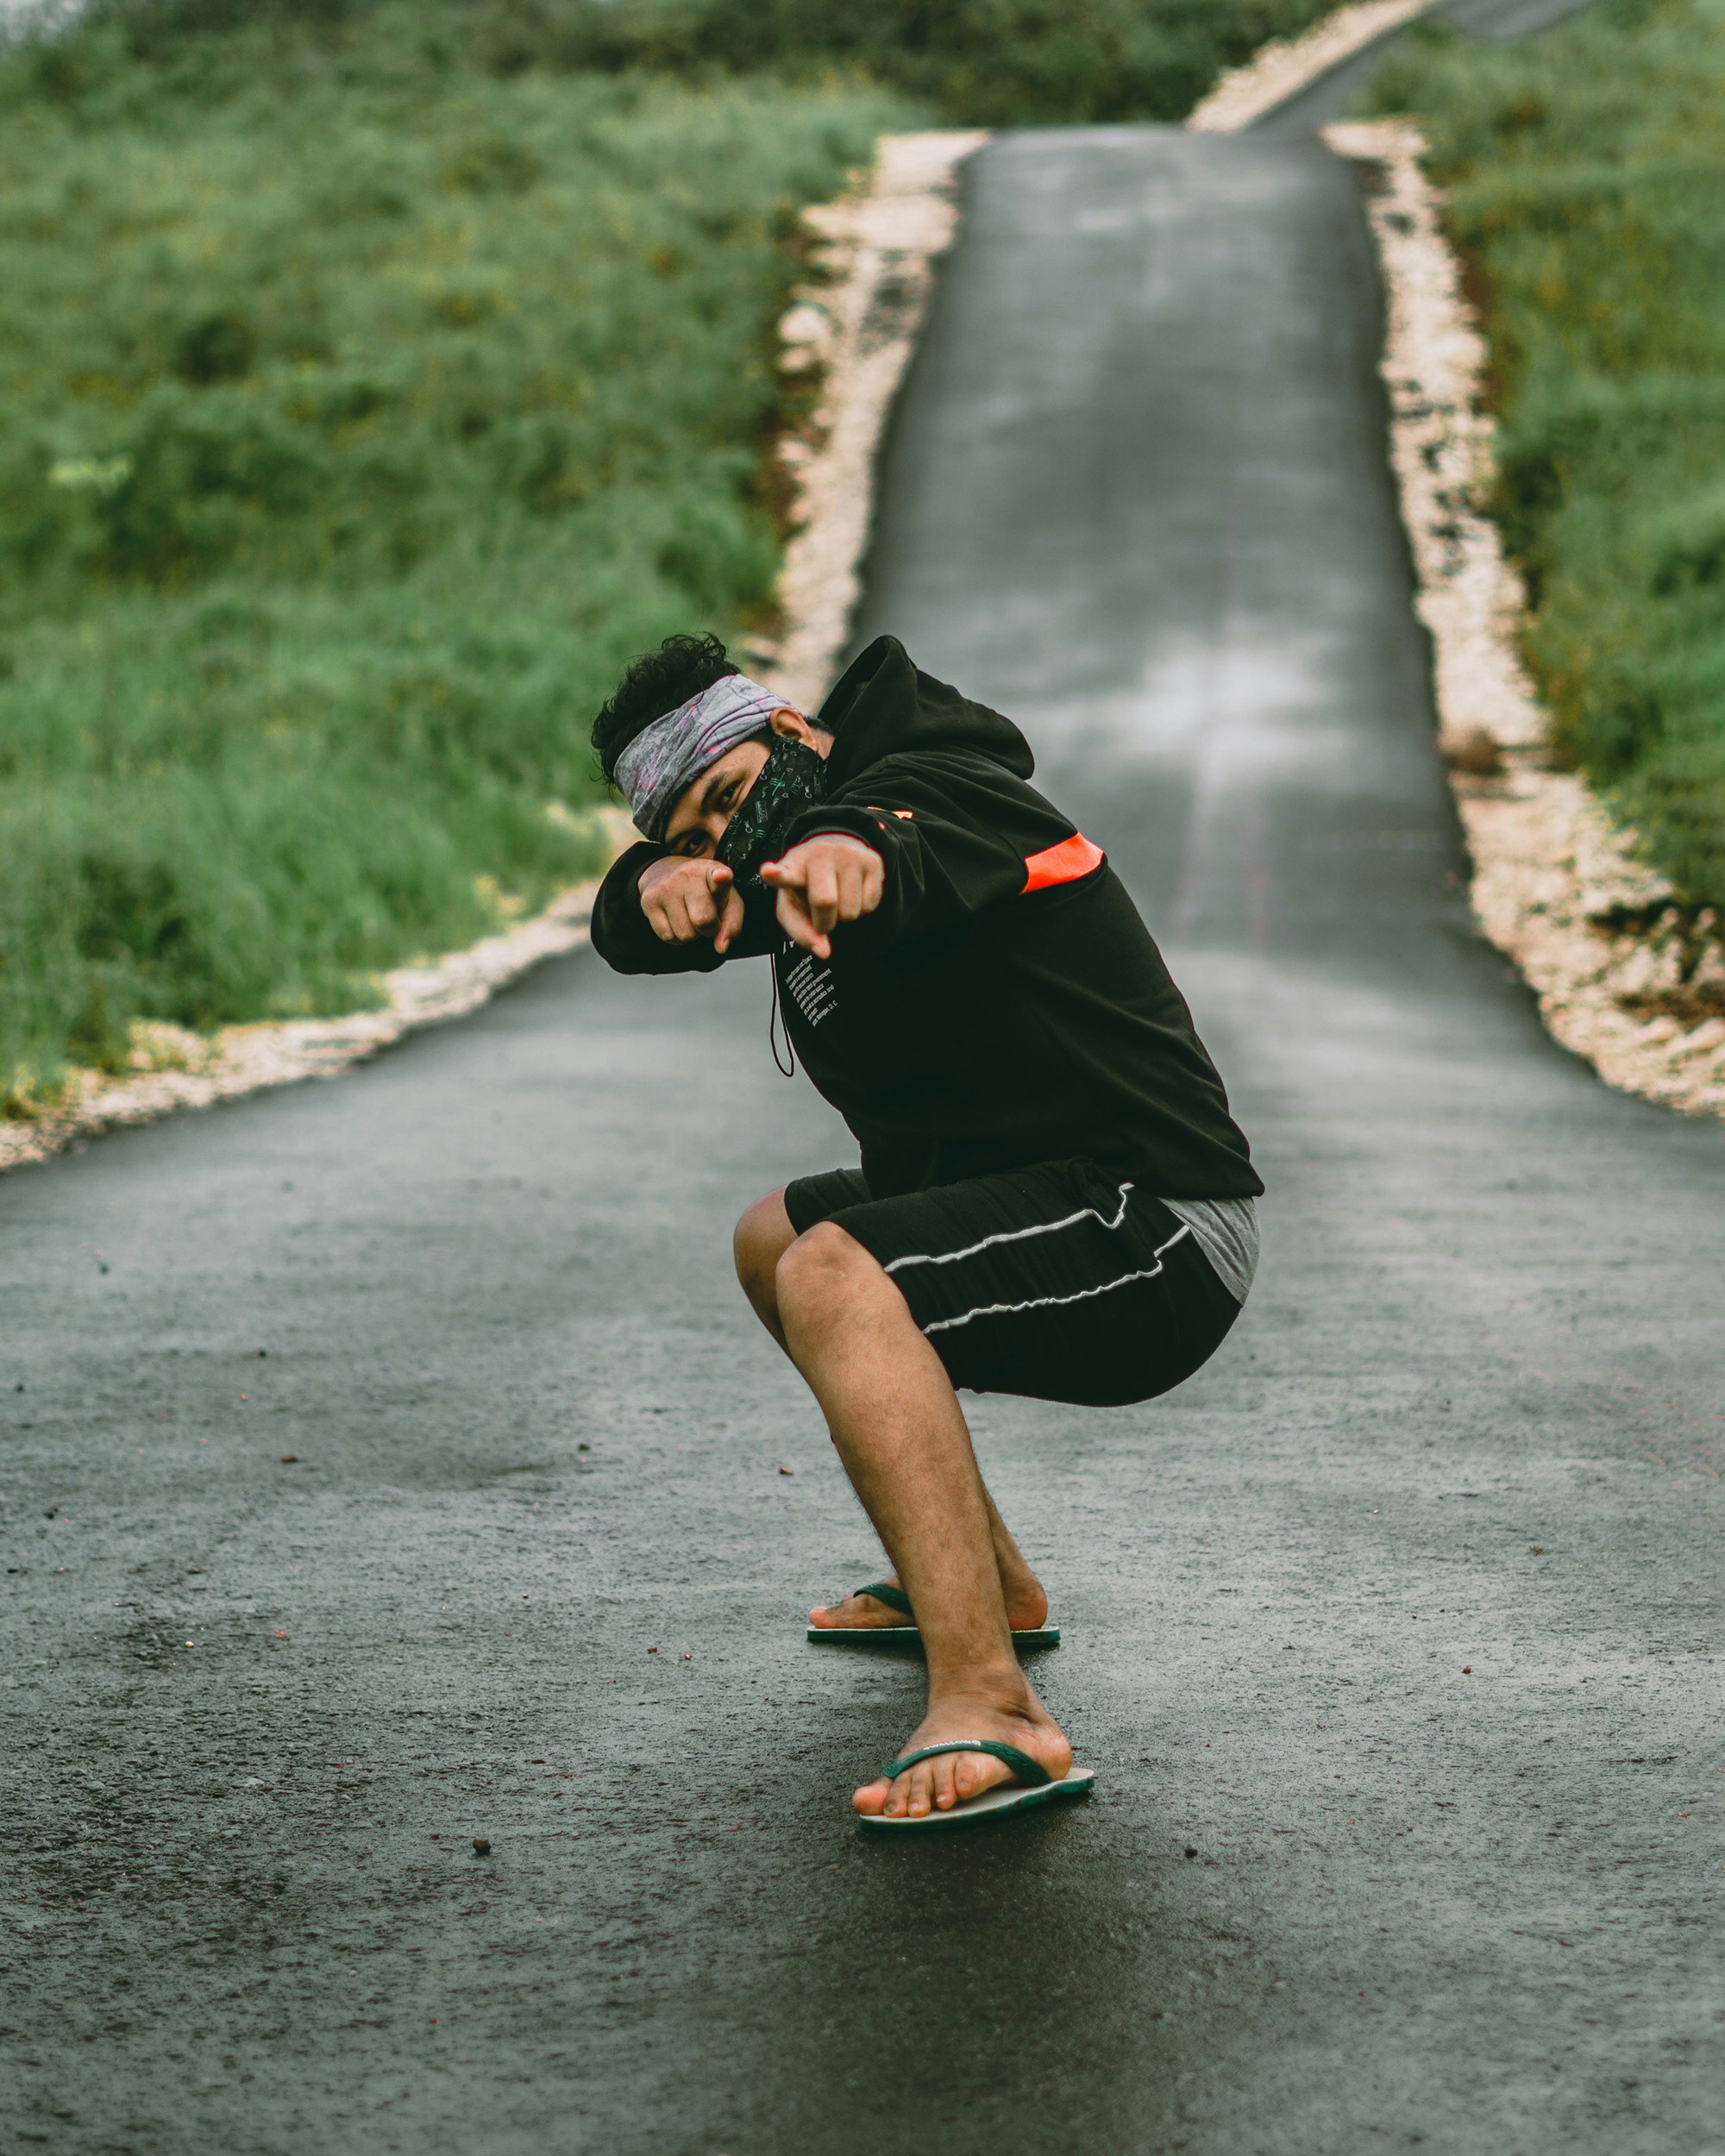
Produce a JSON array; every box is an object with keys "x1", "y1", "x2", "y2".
[{"x1": 768, "y1": 705, "x2": 825, "y2": 749}]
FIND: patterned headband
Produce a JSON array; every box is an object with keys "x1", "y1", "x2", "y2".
[{"x1": 613, "y1": 673, "x2": 787, "y2": 841}]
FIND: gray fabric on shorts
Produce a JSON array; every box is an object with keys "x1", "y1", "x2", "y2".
[{"x1": 1161, "y1": 1195, "x2": 1258, "y2": 1305}]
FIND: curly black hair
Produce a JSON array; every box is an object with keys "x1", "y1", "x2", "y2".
[{"x1": 591, "y1": 632, "x2": 741, "y2": 785}]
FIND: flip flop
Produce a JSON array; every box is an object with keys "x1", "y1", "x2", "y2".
[
  {"x1": 856, "y1": 1739, "x2": 1095, "y2": 1833},
  {"x1": 806, "y1": 1580, "x2": 1061, "y2": 1648}
]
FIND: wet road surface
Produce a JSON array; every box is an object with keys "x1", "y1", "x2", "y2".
[{"x1": 3, "y1": 47, "x2": 1721, "y2": 2156}]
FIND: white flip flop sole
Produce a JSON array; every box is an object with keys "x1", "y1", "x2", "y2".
[
  {"x1": 857, "y1": 1767, "x2": 1095, "y2": 1832},
  {"x1": 807, "y1": 1622, "x2": 1061, "y2": 1647}
]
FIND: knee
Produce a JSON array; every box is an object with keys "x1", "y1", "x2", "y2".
[
  {"x1": 733, "y1": 1190, "x2": 793, "y2": 1300},
  {"x1": 774, "y1": 1220, "x2": 872, "y2": 1325}
]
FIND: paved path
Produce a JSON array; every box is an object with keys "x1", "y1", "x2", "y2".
[{"x1": 4, "y1": 60, "x2": 1721, "y2": 2156}]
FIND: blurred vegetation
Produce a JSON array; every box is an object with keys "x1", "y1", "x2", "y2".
[
  {"x1": 0, "y1": 0, "x2": 1334, "y2": 1109},
  {"x1": 85, "y1": 0, "x2": 1343, "y2": 126},
  {"x1": 0, "y1": 5, "x2": 912, "y2": 1105},
  {"x1": 452, "y1": 0, "x2": 1340, "y2": 126},
  {"x1": 1369, "y1": 0, "x2": 1725, "y2": 908}
]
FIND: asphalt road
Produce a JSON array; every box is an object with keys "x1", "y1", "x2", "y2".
[{"x1": 4, "y1": 52, "x2": 1722, "y2": 2156}]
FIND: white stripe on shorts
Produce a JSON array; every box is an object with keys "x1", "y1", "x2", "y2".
[
  {"x1": 883, "y1": 1180, "x2": 1134, "y2": 1277},
  {"x1": 919, "y1": 1225, "x2": 1191, "y2": 1336}
]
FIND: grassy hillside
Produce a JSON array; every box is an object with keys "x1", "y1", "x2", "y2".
[
  {"x1": 0, "y1": 0, "x2": 1335, "y2": 1111},
  {"x1": 0, "y1": 9, "x2": 912, "y2": 1106},
  {"x1": 1369, "y1": 0, "x2": 1725, "y2": 910}
]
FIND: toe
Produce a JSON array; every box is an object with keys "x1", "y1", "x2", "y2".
[
  {"x1": 812, "y1": 1591, "x2": 892, "y2": 1628},
  {"x1": 852, "y1": 1776, "x2": 892, "y2": 1816},
  {"x1": 885, "y1": 1764, "x2": 926, "y2": 1818},
  {"x1": 949, "y1": 1751, "x2": 1006, "y2": 1805}
]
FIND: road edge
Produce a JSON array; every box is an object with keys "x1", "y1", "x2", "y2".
[
  {"x1": 1188, "y1": 0, "x2": 1436, "y2": 131},
  {"x1": 747, "y1": 128, "x2": 990, "y2": 711},
  {"x1": 1324, "y1": 118, "x2": 1725, "y2": 1120},
  {"x1": 0, "y1": 867, "x2": 629, "y2": 1174}
]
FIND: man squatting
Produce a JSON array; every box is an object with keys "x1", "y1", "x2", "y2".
[{"x1": 591, "y1": 633, "x2": 1262, "y2": 1829}]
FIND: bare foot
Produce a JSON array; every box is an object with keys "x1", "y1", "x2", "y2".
[
  {"x1": 808, "y1": 1575, "x2": 1050, "y2": 1633},
  {"x1": 852, "y1": 1685, "x2": 1071, "y2": 1819}
]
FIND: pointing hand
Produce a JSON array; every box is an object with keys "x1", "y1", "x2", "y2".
[
  {"x1": 638, "y1": 856, "x2": 749, "y2": 953},
  {"x1": 760, "y1": 835, "x2": 884, "y2": 959}
]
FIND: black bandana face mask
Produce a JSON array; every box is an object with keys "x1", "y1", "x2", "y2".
[{"x1": 714, "y1": 735, "x2": 828, "y2": 914}]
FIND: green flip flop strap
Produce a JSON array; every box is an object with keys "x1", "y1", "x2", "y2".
[
  {"x1": 855, "y1": 1580, "x2": 913, "y2": 1618},
  {"x1": 880, "y1": 1739, "x2": 1053, "y2": 1788}
]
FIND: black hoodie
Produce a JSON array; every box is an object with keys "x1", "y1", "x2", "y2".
[{"x1": 591, "y1": 636, "x2": 1262, "y2": 1202}]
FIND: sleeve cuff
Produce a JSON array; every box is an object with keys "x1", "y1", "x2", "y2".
[{"x1": 783, "y1": 807, "x2": 894, "y2": 853}]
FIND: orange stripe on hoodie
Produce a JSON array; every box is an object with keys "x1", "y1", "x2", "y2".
[{"x1": 1021, "y1": 832, "x2": 1105, "y2": 894}]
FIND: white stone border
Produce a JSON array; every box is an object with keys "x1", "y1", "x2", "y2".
[
  {"x1": 1189, "y1": 0, "x2": 1435, "y2": 132},
  {"x1": 1323, "y1": 119, "x2": 1725, "y2": 1119},
  {"x1": 748, "y1": 129, "x2": 989, "y2": 712},
  {"x1": 0, "y1": 838, "x2": 631, "y2": 1174}
]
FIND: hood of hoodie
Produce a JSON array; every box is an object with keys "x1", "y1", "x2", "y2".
[{"x1": 815, "y1": 636, "x2": 1036, "y2": 787}]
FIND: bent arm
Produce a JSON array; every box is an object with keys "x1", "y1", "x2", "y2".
[
  {"x1": 590, "y1": 842, "x2": 724, "y2": 975},
  {"x1": 782, "y1": 751, "x2": 1098, "y2": 950},
  {"x1": 590, "y1": 842, "x2": 779, "y2": 975}
]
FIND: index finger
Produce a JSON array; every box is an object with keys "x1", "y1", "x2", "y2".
[
  {"x1": 775, "y1": 884, "x2": 831, "y2": 960},
  {"x1": 713, "y1": 882, "x2": 747, "y2": 955}
]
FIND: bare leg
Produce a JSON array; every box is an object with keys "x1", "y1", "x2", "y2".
[
  {"x1": 810, "y1": 1479, "x2": 1049, "y2": 1633},
  {"x1": 772, "y1": 1220, "x2": 1070, "y2": 1818},
  {"x1": 732, "y1": 1189, "x2": 798, "y2": 1352},
  {"x1": 732, "y1": 1191, "x2": 1049, "y2": 1629}
]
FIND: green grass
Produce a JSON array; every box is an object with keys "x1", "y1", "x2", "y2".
[
  {"x1": 0, "y1": 8, "x2": 914, "y2": 1105},
  {"x1": 0, "y1": 0, "x2": 1338, "y2": 1110},
  {"x1": 500, "y1": 0, "x2": 1341, "y2": 127},
  {"x1": 1367, "y1": 0, "x2": 1725, "y2": 910}
]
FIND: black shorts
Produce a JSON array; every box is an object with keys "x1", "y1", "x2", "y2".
[{"x1": 782, "y1": 1159, "x2": 1242, "y2": 1408}]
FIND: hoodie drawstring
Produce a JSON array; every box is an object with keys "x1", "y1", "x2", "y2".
[{"x1": 769, "y1": 957, "x2": 796, "y2": 1079}]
